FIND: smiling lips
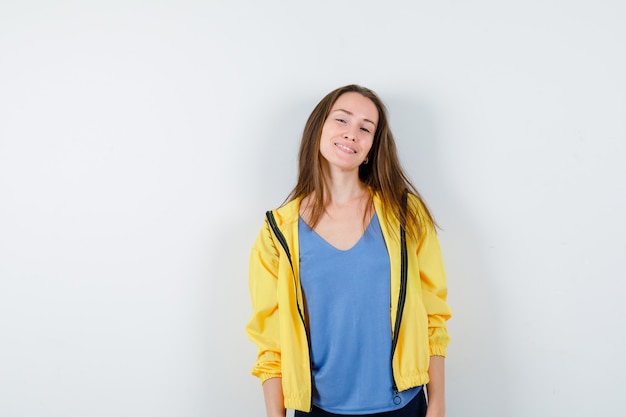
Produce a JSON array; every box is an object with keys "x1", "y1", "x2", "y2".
[{"x1": 334, "y1": 142, "x2": 357, "y2": 154}]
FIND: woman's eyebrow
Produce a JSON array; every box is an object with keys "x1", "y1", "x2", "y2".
[{"x1": 332, "y1": 109, "x2": 377, "y2": 127}]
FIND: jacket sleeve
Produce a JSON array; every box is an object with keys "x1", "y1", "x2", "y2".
[
  {"x1": 417, "y1": 219, "x2": 452, "y2": 357},
  {"x1": 245, "y1": 218, "x2": 283, "y2": 384}
]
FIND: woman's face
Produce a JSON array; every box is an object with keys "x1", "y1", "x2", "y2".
[{"x1": 318, "y1": 92, "x2": 378, "y2": 174}]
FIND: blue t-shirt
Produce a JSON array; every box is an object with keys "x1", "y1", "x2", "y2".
[{"x1": 299, "y1": 213, "x2": 420, "y2": 414}]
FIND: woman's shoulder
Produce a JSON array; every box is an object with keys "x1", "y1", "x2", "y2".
[
  {"x1": 406, "y1": 191, "x2": 427, "y2": 213},
  {"x1": 373, "y1": 189, "x2": 436, "y2": 238},
  {"x1": 371, "y1": 189, "x2": 424, "y2": 212},
  {"x1": 268, "y1": 197, "x2": 302, "y2": 225}
]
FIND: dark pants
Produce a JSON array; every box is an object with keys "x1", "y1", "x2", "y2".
[{"x1": 294, "y1": 389, "x2": 427, "y2": 417}]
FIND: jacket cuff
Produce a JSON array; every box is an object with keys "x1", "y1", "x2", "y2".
[
  {"x1": 257, "y1": 372, "x2": 283, "y2": 385},
  {"x1": 429, "y1": 344, "x2": 448, "y2": 357},
  {"x1": 251, "y1": 350, "x2": 282, "y2": 384}
]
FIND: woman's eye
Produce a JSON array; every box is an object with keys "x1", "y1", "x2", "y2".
[
  {"x1": 361, "y1": 127, "x2": 371, "y2": 133},
  {"x1": 335, "y1": 118, "x2": 346, "y2": 123}
]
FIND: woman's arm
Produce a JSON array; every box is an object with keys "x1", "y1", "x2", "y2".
[
  {"x1": 263, "y1": 377, "x2": 286, "y2": 417},
  {"x1": 412, "y1": 198, "x2": 451, "y2": 416},
  {"x1": 425, "y1": 355, "x2": 446, "y2": 417},
  {"x1": 246, "y1": 220, "x2": 284, "y2": 413}
]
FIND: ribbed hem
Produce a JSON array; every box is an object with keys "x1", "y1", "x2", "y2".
[
  {"x1": 395, "y1": 370, "x2": 430, "y2": 391},
  {"x1": 284, "y1": 393, "x2": 312, "y2": 413}
]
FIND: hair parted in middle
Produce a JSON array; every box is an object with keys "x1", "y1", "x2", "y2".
[{"x1": 286, "y1": 84, "x2": 435, "y2": 240}]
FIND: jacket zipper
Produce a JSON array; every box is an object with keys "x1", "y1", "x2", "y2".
[
  {"x1": 265, "y1": 210, "x2": 306, "y2": 326},
  {"x1": 390, "y1": 190, "x2": 409, "y2": 404}
]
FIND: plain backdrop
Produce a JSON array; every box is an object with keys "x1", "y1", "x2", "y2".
[{"x1": 1, "y1": 1, "x2": 625, "y2": 416}]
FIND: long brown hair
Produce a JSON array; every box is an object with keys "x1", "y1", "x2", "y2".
[{"x1": 287, "y1": 84, "x2": 435, "y2": 240}]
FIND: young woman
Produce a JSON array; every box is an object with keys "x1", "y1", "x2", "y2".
[{"x1": 246, "y1": 85, "x2": 452, "y2": 417}]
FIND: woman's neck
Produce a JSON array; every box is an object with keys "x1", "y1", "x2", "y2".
[{"x1": 323, "y1": 171, "x2": 368, "y2": 206}]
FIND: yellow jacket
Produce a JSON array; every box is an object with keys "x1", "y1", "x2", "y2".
[{"x1": 246, "y1": 193, "x2": 452, "y2": 412}]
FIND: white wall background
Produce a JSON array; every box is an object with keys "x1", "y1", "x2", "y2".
[{"x1": 1, "y1": 1, "x2": 624, "y2": 416}]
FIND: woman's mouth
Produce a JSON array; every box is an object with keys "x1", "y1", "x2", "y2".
[{"x1": 334, "y1": 142, "x2": 357, "y2": 154}]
